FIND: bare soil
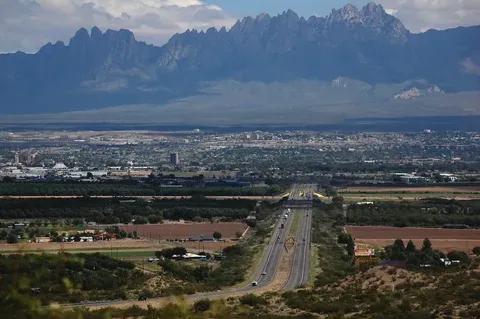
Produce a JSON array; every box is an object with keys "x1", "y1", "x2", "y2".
[
  {"x1": 346, "y1": 226, "x2": 480, "y2": 253},
  {"x1": 0, "y1": 239, "x2": 162, "y2": 252},
  {"x1": 121, "y1": 222, "x2": 248, "y2": 240},
  {"x1": 340, "y1": 186, "x2": 480, "y2": 194}
]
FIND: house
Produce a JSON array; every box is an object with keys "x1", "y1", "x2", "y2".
[
  {"x1": 354, "y1": 244, "x2": 377, "y2": 265},
  {"x1": 34, "y1": 236, "x2": 51, "y2": 243},
  {"x1": 172, "y1": 253, "x2": 208, "y2": 260},
  {"x1": 13, "y1": 223, "x2": 27, "y2": 230}
]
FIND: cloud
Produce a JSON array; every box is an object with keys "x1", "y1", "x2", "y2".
[
  {"x1": 378, "y1": 0, "x2": 480, "y2": 32},
  {"x1": 0, "y1": 0, "x2": 235, "y2": 53},
  {"x1": 462, "y1": 58, "x2": 480, "y2": 76}
]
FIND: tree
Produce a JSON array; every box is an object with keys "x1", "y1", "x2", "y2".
[
  {"x1": 156, "y1": 247, "x2": 187, "y2": 259},
  {"x1": 337, "y1": 233, "x2": 355, "y2": 257},
  {"x1": 473, "y1": 247, "x2": 480, "y2": 256},
  {"x1": 6, "y1": 232, "x2": 18, "y2": 244},
  {"x1": 246, "y1": 219, "x2": 257, "y2": 227},
  {"x1": 447, "y1": 251, "x2": 470, "y2": 264},
  {"x1": 406, "y1": 240, "x2": 417, "y2": 254},
  {"x1": 147, "y1": 214, "x2": 162, "y2": 224},
  {"x1": 421, "y1": 238, "x2": 433, "y2": 253},
  {"x1": 332, "y1": 196, "x2": 344, "y2": 208},
  {"x1": 133, "y1": 216, "x2": 147, "y2": 224},
  {"x1": 390, "y1": 239, "x2": 406, "y2": 260},
  {"x1": 213, "y1": 231, "x2": 222, "y2": 240},
  {"x1": 324, "y1": 186, "x2": 337, "y2": 197}
]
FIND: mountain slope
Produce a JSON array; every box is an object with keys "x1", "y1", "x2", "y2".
[{"x1": 0, "y1": 2, "x2": 479, "y2": 117}]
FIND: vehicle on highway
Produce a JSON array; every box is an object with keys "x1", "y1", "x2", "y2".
[
  {"x1": 261, "y1": 272, "x2": 267, "y2": 276},
  {"x1": 251, "y1": 281, "x2": 258, "y2": 286}
]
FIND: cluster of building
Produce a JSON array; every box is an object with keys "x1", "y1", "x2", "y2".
[{"x1": 0, "y1": 130, "x2": 479, "y2": 185}]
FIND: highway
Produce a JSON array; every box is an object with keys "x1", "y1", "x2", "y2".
[
  {"x1": 283, "y1": 184, "x2": 315, "y2": 290},
  {"x1": 282, "y1": 208, "x2": 312, "y2": 289},
  {"x1": 58, "y1": 185, "x2": 315, "y2": 310}
]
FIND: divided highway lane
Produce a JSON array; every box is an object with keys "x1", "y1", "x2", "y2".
[
  {"x1": 250, "y1": 208, "x2": 295, "y2": 289},
  {"x1": 283, "y1": 208, "x2": 312, "y2": 290}
]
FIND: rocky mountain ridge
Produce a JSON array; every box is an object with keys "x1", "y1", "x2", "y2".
[{"x1": 0, "y1": 2, "x2": 479, "y2": 115}]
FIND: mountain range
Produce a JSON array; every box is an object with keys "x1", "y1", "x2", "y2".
[{"x1": 0, "y1": 2, "x2": 479, "y2": 126}]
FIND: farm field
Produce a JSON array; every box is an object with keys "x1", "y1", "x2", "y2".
[
  {"x1": 121, "y1": 222, "x2": 248, "y2": 240},
  {"x1": 339, "y1": 185, "x2": 480, "y2": 202},
  {"x1": 0, "y1": 238, "x2": 167, "y2": 253},
  {"x1": 346, "y1": 225, "x2": 480, "y2": 253},
  {"x1": 0, "y1": 238, "x2": 233, "y2": 255}
]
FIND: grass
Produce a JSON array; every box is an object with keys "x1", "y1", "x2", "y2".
[
  {"x1": 0, "y1": 248, "x2": 158, "y2": 259},
  {"x1": 307, "y1": 245, "x2": 320, "y2": 287},
  {"x1": 341, "y1": 191, "x2": 480, "y2": 203},
  {"x1": 310, "y1": 207, "x2": 355, "y2": 287},
  {"x1": 288, "y1": 212, "x2": 301, "y2": 237}
]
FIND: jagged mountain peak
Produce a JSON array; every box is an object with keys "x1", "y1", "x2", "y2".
[
  {"x1": 282, "y1": 9, "x2": 299, "y2": 19},
  {"x1": 91, "y1": 26, "x2": 102, "y2": 40},
  {"x1": 326, "y1": 2, "x2": 408, "y2": 42},
  {"x1": 69, "y1": 27, "x2": 90, "y2": 46},
  {"x1": 67, "y1": 27, "x2": 136, "y2": 43},
  {"x1": 0, "y1": 3, "x2": 478, "y2": 115},
  {"x1": 362, "y1": 2, "x2": 385, "y2": 14},
  {"x1": 256, "y1": 13, "x2": 272, "y2": 21},
  {"x1": 332, "y1": 3, "x2": 361, "y2": 20}
]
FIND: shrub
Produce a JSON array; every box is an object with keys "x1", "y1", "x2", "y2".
[
  {"x1": 447, "y1": 251, "x2": 470, "y2": 264},
  {"x1": 6, "y1": 232, "x2": 18, "y2": 244},
  {"x1": 193, "y1": 299, "x2": 211, "y2": 312},
  {"x1": 246, "y1": 219, "x2": 257, "y2": 227},
  {"x1": 239, "y1": 294, "x2": 267, "y2": 307},
  {"x1": 156, "y1": 247, "x2": 187, "y2": 259},
  {"x1": 473, "y1": 247, "x2": 480, "y2": 256}
]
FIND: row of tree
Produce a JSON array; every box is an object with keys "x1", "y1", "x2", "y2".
[
  {"x1": 0, "y1": 198, "x2": 254, "y2": 223},
  {"x1": 347, "y1": 200, "x2": 480, "y2": 227},
  {"x1": 0, "y1": 181, "x2": 282, "y2": 196},
  {"x1": 382, "y1": 238, "x2": 471, "y2": 267}
]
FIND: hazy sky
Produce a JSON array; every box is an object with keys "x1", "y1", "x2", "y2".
[{"x1": 1, "y1": 0, "x2": 479, "y2": 53}]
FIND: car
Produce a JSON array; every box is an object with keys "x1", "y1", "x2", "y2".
[
  {"x1": 261, "y1": 272, "x2": 267, "y2": 276},
  {"x1": 251, "y1": 281, "x2": 258, "y2": 286}
]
